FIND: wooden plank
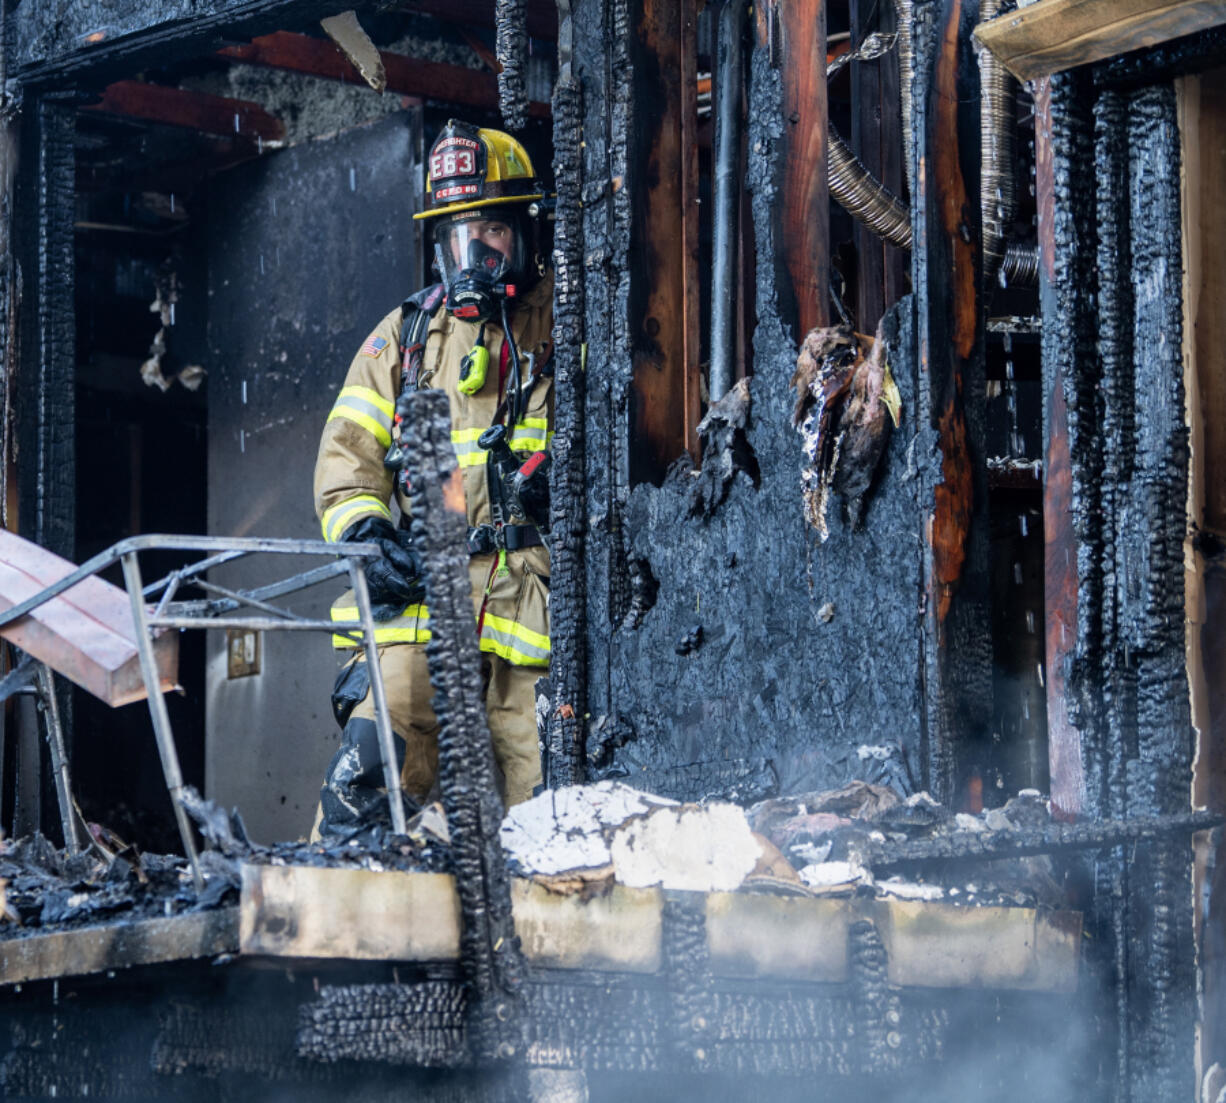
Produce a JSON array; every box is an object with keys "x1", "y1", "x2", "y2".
[
  {"x1": 219, "y1": 32, "x2": 550, "y2": 119},
  {"x1": 875, "y1": 899, "x2": 1081, "y2": 992},
  {"x1": 974, "y1": 0, "x2": 1226, "y2": 82},
  {"x1": 0, "y1": 530, "x2": 178, "y2": 706},
  {"x1": 1035, "y1": 77, "x2": 1084, "y2": 820},
  {"x1": 239, "y1": 865, "x2": 1080, "y2": 991},
  {"x1": 83, "y1": 81, "x2": 285, "y2": 141},
  {"x1": 0, "y1": 908, "x2": 238, "y2": 987},
  {"x1": 779, "y1": 0, "x2": 830, "y2": 337},
  {"x1": 239, "y1": 865, "x2": 462, "y2": 961},
  {"x1": 629, "y1": 0, "x2": 702, "y2": 477}
]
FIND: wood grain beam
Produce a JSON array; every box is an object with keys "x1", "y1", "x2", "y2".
[
  {"x1": 83, "y1": 80, "x2": 285, "y2": 142},
  {"x1": 629, "y1": 0, "x2": 702, "y2": 476},
  {"x1": 219, "y1": 32, "x2": 550, "y2": 118},
  {"x1": 778, "y1": 0, "x2": 830, "y2": 337},
  {"x1": 974, "y1": 0, "x2": 1226, "y2": 82}
]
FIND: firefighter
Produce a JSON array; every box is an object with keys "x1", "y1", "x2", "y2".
[{"x1": 312, "y1": 120, "x2": 554, "y2": 838}]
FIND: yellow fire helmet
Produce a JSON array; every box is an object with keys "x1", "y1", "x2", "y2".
[{"x1": 413, "y1": 120, "x2": 544, "y2": 221}]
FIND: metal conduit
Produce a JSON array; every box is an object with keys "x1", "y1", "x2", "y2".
[{"x1": 709, "y1": 0, "x2": 747, "y2": 403}]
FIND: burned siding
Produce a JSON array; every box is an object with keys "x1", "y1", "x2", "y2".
[{"x1": 1041, "y1": 69, "x2": 1195, "y2": 1103}]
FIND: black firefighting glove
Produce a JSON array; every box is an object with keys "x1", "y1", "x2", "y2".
[{"x1": 341, "y1": 515, "x2": 425, "y2": 619}]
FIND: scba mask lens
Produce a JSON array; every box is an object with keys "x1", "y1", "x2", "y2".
[{"x1": 436, "y1": 215, "x2": 524, "y2": 322}]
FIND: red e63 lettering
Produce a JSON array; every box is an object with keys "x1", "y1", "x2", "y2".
[{"x1": 432, "y1": 148, "x2": 475, "y2": 179}]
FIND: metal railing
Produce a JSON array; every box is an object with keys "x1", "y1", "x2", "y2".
[{"x1": 0, "y1": 534, "x2": 406, "y2": 890}]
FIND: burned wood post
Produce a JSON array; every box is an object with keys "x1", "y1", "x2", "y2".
[
  {"x1": 911, "y1": 0, "x2": 993, "y2": 803},
  {"x1": 402, "y1": 387, "x2": 526, "y2": 1069},
  {"x1": 544, "y1": 0, "x2": 587, "y2": 790}
]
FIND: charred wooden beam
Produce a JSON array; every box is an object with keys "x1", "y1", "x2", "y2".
[
  {"x1": 912, "y1": 0, "x2": 992, "y2": 802},
  {"x1": 14, "y1": 0, "x2": 366, "y2": 86},
  {"x1": 218, "y1": 32, "x2": 550, "y2": 118},
  {"x1": 83, "y1": 80, "x2": 285, "y2": 142},
  {"x1": 544, "y1": 4, "x2": 587, "y2": 789},
  {"x1": 1035, "y1": 77, "x2": 1086, "y2": 821},
  {"x1": 628, "y1": 0, "x2": 702, "y2": 478},
  {"x1": 402, "y1": 389, "x2": 525, "y2": 1069}
]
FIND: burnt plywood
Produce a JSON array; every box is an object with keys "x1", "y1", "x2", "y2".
[{"x1": 0, "y1": 530, "x2": 178, "y2": 705}]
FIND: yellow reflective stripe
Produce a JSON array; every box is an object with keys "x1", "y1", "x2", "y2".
[
  {"x1": 328, "y1": 405, "x2": 391, "y2": 448},
  {"x1": 479, "y1": 613, "x2": 550, "y2": 666},
  {"x1": 340, "y1": 386, "x2": 394, "y2": 418},
  {"x1": 510, "y1": 418, "x2": 553, "y2": 452},
  {"x1": 451, "y1": 428, "x2": 488, "y2": 468},
  {"x1": 321, "y1": 495, "x2": 391, "y2": 543},
  {"x1": 331, "y1": 603, "x2": 431, "y2": 648}
]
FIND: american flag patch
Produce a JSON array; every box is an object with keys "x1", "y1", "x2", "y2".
[{"x1": 360, "y1": 335, "x2": 389, "y2": 357}]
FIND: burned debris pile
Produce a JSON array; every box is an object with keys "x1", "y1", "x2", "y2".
[
  {"x1": 0, "y1": 788, "x2": 452, "y2": 939},
  {"x1": 500, "y1": 779, "x2": 1070, "y2": 909}
]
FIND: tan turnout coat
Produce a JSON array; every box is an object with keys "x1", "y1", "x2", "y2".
[{"x1": 314, "y1": 276, "x2": 554, "y2": 666}]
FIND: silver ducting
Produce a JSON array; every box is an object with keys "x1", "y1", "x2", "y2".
[
  {"x1": 979, "y1": 0, "x2": 1016, "y2": 291},
  {"x1": 827, "y1": 127, "x2": 912, "y2": 251},
  {"x1": 893, "y1": 0, "x2": 915, "y2": 197}
]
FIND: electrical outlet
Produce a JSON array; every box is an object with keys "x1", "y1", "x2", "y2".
[{"x1": 226, "y1": 629, "x2": 261, "y2": 678}]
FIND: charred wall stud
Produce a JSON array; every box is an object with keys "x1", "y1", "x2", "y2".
[
  {"x1": 545, "y1": 0, "x2": 587, "y2": 789},
  {"x1": 495, "y1": 0, "x2": 529, "y2": 132},
  {"x1": 910, "y1": 0, "x2": 993, "y2": 803},
  {"x1": 404, "y1": 389, "x2": 526, "y2": 1072}
]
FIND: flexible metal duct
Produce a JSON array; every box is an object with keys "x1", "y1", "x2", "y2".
[
  {"x1": 979, "y1": 0, "x2": 1016, "y2": 291},
  {"x1": 828, "y1": 127, "x2": 912, "y2": 251},
  {"x1": 825, "y1": 3, "x2": 1040, "y2": 291}
]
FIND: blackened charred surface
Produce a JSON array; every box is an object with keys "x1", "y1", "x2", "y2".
[
  {"x1": 494, "y1": 0, "x2": 529, "y2": 132},
  {"x1": 1094, "y1": 23, "x2": 1226, "y2": 92},
  {"x1": 911, "y1": 0, "x2": 992, "y2": 805},
  {"x1": 1118, "y1": 83, "x2": 1193, "y2": 1103},
  {"x1": 15, "y1": 96, "x2": 75, "y2": 562},
  {"x1": 404, "y1": 389, "x2": 525, "y2": 1071},
  {"x1": 592, "y1": 150, "x2": 925, "y2": 806},
  {"x1": 573, "y1": 0, "x2": 635, "y2": 782},
  {"x1": 544, "y1": 46, "x2": 587, "y2": 788},
  {"x1": 661, "y1": 891, "x2": 713, "y2": 1072},
  {"x1": 12, "y1": 95, "x2": 76, "y2": 835},
  {"x1": 12, "y1": 0, "x2": 372, "y2": 87},
  {"x1": 1041, "y1": 68, "x2": 1196, "y2": 1102}
]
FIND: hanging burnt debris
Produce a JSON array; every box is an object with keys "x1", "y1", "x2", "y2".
[{"x1": 0, "y1": 0, "x2": 1223, "y2": 1100}]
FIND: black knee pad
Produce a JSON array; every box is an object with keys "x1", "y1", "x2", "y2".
[{"x1": 330, "y1": 658, "x2": 371, "y2": 730}]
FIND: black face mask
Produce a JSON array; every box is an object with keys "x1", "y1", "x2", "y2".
[{"x1": 444, "y1": 238, "x2": 512, "y2": 322}]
